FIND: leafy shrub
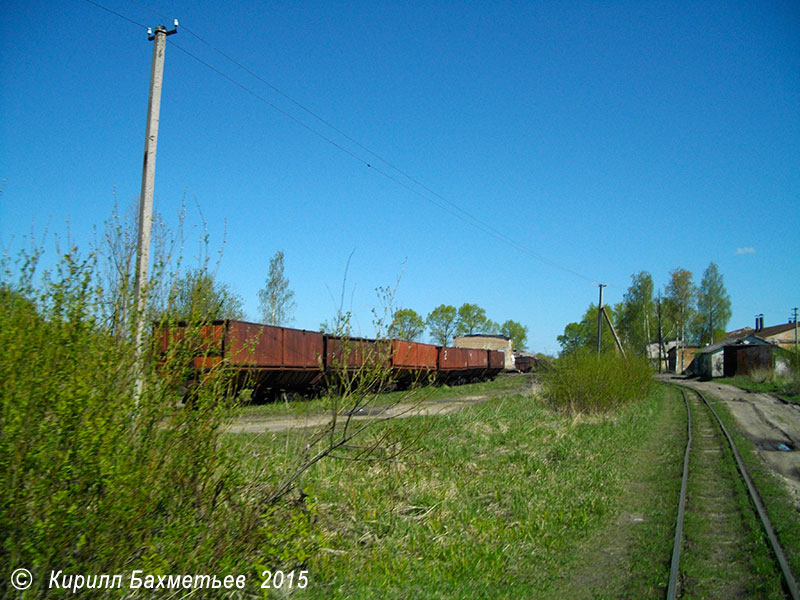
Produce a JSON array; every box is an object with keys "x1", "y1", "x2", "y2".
[
  {"x1": 541, "y1": 350, "x2": 654, "y2": 414},
  {"x1": 726, "y1": 359, "x2": 800, "y2": 402},
  {"x1": 0, "y1": 249, "x2": 317, "y2": 598}
]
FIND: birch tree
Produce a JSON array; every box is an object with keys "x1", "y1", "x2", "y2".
[
  {"x1": 258, "y1": 250, "x2": 296, "y2": 326},
  {"x1": 664, "y1": 268, "x2": 696, "y2": 372},
  {"x1": 619, "y1": 271, "x2": 655, "y2": 357},
  {"x1": 695, "y1": 262, "x2": 731, "y2": 345}
]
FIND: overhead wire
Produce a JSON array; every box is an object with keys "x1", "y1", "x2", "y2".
[
  {"x1": 161, "y1": 40, "x2": 506, "y2": 242},
  {"x1": 168, "y1": 19, "x2": 596, "y2": 283},
  {"x1": 86, "y1": 0, "x2": 599, "y2": 284},
  {"x1": 85, "y1": 0, "x2": 148, "y2": 29}
]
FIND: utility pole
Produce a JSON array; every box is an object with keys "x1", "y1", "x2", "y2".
[
  {"x1": 134, "y1": 20, "x2": 178, "y2": 399},
  {"x1": 793, "y1": 307, "x2": 799, "y2": 367},
  {"x1": 597, "y1": 284, "x2": 606, "y2": 354},
  {"x1": 656, "y1": 295, "x2": 663, "y2": 373}
]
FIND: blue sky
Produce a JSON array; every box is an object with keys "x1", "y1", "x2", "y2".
[{"x1": 1, "y1": 0, "x2": 798, "y2": 355}]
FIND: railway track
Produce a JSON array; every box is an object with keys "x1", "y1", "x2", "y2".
[{"x1": 668, "y1": 385, "x2": 799, "y2": 600}]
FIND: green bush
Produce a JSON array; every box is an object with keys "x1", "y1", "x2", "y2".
[
  {"x1": 0, "y1": 249, "x2": 317, "y2": 598},
  {"x1": 541, "y1": 351, "x2": 654, "y2": 414}
]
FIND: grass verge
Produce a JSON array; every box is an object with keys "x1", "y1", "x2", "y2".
[
  {"x1": 236, "y1": 374, "x2": 531, "y2": 420},
  {"x1": 539, "y1": 351, "x2": 654, "y2": 414},
  {"x1": 227, "y1": 380, "x2": 677, "y2": 598},
  {"x1": 718, "y1": 372, "x2": 800, "y2": 404}
]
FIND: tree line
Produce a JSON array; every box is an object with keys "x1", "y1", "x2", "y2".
[
  {"x1": 558, "y1": 262, "x2": 732, "y2": 360},
  {"x1": 156, "y1": 243, "x2": 528, "y2": 350},
  {"x1": 158, "y1": 249, "x2": 295, "y2": 327},
  {"x1": 388, "y1": 304, "x2": 528, "y2": 350}
]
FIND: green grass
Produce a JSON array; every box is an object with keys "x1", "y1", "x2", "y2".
[
  {"x1": 236, "y1": 373, "x2": 531, "y2": 419},
  {"x1": 227, "y1": 382, "x2": 678, "y2": 598},
  {"x1": 718, "y1": 371, "x2": 800, "y2": 404},
  {"x1": 543, "y1": 384, "x2": 685, "y2": 599},
  {"x1": 0, "y1": 249, "x2": 319, "y2": 598},
  {"x1": 679, "y1": 392, "x2": 785, "y2": 599},
  {"x1": 702, "y1": 393, "x2": 800, "y2": 579},
  {"x1": 539, "y1": 350, "x2": 654, "y2": 414}
]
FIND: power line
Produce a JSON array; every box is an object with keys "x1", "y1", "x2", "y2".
[
  {"x1": 85, "y1": 0, "x2": 148, "y2": 28},
  {"x1": 85, "y1": 0, "x2": 598, "y2": 284},
  {"x1": 163, "y1": 16, "x2": 595, "y2": 283},
  {"x1": 123, "y1": 0, "x2": 557, "y2": 258}
]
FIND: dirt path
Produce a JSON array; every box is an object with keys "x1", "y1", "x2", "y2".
[
  {"x1": 226, "y1": 378, "x2": 539, "y2": 434},
  {"x1": 661, "y1": 375, "x2": 800, "y2": 507},
  {"x1": 225, "y1": 395, "x2": 491, "y2": 434}
]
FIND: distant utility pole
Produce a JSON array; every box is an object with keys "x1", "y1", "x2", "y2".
[
  {"x1": 793, "y1": 307, "x2": 798, "y2": 365},
  {"x1": 656, "y1": 295, "x2": 663, "y2": 373},
  {"x1": 597, "y1": 283, "x2": 606, "y2": 354},
  {"x1": 134, "y1": 20, "x2": 178, "y2": 399}
]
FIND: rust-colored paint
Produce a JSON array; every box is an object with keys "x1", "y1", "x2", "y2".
[
  {"x1": 488, "y1": 350, "x2": 505, "y2": 370},
  {"x1": 416, "y1": 342, "x2": 439, "y2": 369},
  {"x1": 515, "y1": 356, "x2": 533, "y2": 372},
  {"x1": 325, "y1": 336, "x2": 385, "y2": 369},
  {"x1": 284, "y1": 328, "x2": 324, "y2": 368},
  {"x1": 224, "y1": 322, "x2": 324, "y2": 369},
  {"x1": 466, "y1": 349, "x2": 489, "y2": 368},
  {"x1": 192, "y1": 356, "x2": 223, "y2": 370},
  {"x1": 439, "y1": 346, "x2": 470, "y2": 370},
  {"x1": 155, "y1": 322, "x2": 224, "y2": 356},
  {"x1": 226, "y1": 321, "x2": 281, "y2": 366},
  {"x1": 391, "y1": 340, "x2": 438, "y2": 369},
  {"x1": 723, "y1": 344, "x2": 773, "y2": 377}
]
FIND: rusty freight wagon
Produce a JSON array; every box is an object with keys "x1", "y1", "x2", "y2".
[
  {"x1": 322, "y1": 337, "x2": 441, "y2": 389},
  {"x1": 391, "y1": 340, "x2": 439, "y2": 385},
  {"x1": 437, "y1": 346, "x2": 490, "y2": 383},
  {"x1": 323, "y1": 335, "x2": 386, "y2": 372},
  {"x1": 158, "y1": 319, "x2": 505, "y2": 402},
  {"x1": 157, "y1": 320, "x2": 324, "y2": 398},
  {"x1": 486, "y1": 349, "x2": 505, "y2": 378}
]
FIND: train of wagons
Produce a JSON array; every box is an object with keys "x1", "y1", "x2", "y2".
[{"x1": 157, "y1": 319, "x2": 505, "y2": 400}]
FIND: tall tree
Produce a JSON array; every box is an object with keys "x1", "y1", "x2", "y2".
[
  {"x1": 618, "y1": 271, "x2": 655, "y2": 357},
  {"x1": 664, "y1": 268, "x2": 696, "y2": 371},
  {"x1": 426, "y1": 304, "x2": 458, "y2": 346},
  {"x1": 388, "y1": 308, "x2": 425, "y2": 341},
  {"x1": 501, "y1": 320, "x2": 528, "y2": 351},
  {"x1": 258, "y1": 250, "x2": 296, "y2": 326},
  {"x1": 456, "y1": 303, "x2": 488, "y2": 336},
  {"x1": 695, "y1": 261, "x2": 732, "y2": 345},
  {"x1": 653, "y1": 290, "x2": 679, "y2": 371},
  {"x1": 558, "y1": 304, "x2": 618, "y2": 356},
  {"x1": 485, "y1": 319, "x2": 501, "y2": 335},
  {"x1": 166, "y1": 268, "x2": 244, "y2": 322}
]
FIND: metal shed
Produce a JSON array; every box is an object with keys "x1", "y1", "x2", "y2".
[{"x1": 723, "y1": 343, "x2": 775, "y2": 377}]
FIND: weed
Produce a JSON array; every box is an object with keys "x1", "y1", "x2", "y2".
[
  {"x1": 0, "y1": 243, "x2": 315, "y2": 598},
  {"x1": 721, "y1": 367, "x2": 800, "y2": 404},
  {"x1": 539, "y1": 350, "x2": 654, "y2": 414}
]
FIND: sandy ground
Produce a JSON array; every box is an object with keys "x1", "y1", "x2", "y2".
[
  {"x1": 661, "y1": 375, "x2": 800, "y2": 508},
  {"x1": 224, "y1": 394, "x2": 497, "y2": 434}
]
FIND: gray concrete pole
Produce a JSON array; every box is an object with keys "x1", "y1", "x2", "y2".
[
  {"x1": 134, "y1": 23, "x2": 176, "y2": 398},
  {"x1": 597, "y1": 284, "x2": 606, "y2": 354}
]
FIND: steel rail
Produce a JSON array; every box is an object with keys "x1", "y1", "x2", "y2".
[
  {"x1": 670, "y1": 383, "x2": 799, "y2": 600},
  {"x1": 666, "y1": 389, "x2": 692, "y2": 600}
]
